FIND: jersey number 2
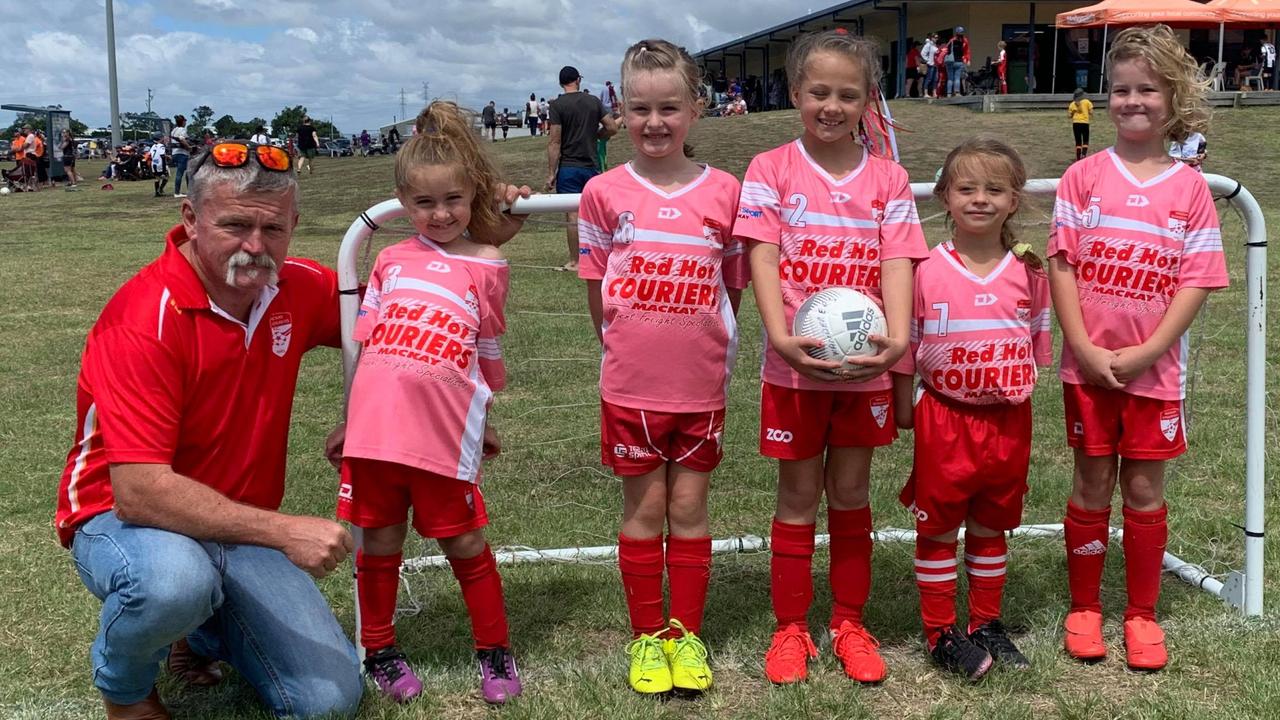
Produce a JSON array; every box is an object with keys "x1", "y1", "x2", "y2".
[{"x1": 786, "y1": 193, "x2": 808, "y2": 227}]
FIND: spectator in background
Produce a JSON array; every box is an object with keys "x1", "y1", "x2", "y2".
[
  {"x1": 34, "y1": 129, "x2": 50, "y2": 187},
  {"x1": 1234, "y1": 44, "x2": 1259, "y2": 89},
  {"x1": 359, "y1": 130, "x2": 371, "y2": 156},
  {"x1": 500, "y1": 108, "x2": 510, "y2": 140},
  {"x1": 296, "y1": 117, "x2": 320, "y2": 175},
  {"x1": 906, "y1": 41, "x2": 922, "y2": 97},
  {"x1": 149, "y1": 133, "x2": 168, "y2": 197},
  {"x1": 527, "y1": 93, "x2": 541, "y2": 136},
  {"x1": 482, "y1": 101, "x2": 497, "y2": 141},
  {"x1": 943, "y1": 27, "x2": 971, "y2": 97},
  {"x1": 61, "y1": 128, "x2": 80, "y2": 188},
  {"x1": 545, "y1": 64, "x2": 618, "y2": 271},
  {"x1": 1260, "y1": 34, "x2": 1276, "y2": 90},
  {"x1": 249, "y1": 125, "x2": 270, "y2": 145},
  {"x1": 1168, "y1": 131, "x2": 1207, "y2": 171},
  {"x1": 19, "y1": 125, "x2": 38, "y2": 192},
  {"x1": 387, "y1": 125, "x2": 400, "y2": 152},
  {"x1": 170, "y1": 114, "x2": 192, "y2": 197},
  {"x1": 922, "y1": 34, "x2": 940, "y2": 98},
  {"x1": 538, "y1": 97, "x2": 550, "y2": 131},
  {"x1": 996, "y1": 40, "x2": 1009, "y2": 94},
  {"x1": 596, "y1": 80, "x2": 620, "y2": 172}
]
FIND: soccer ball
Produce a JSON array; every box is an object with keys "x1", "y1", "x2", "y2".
[
  {"x1": 0, "y1": 187, "x2": 9, "y2": 195},
  {"x1": 793, "y1": 288, "x2": 886, "y2": 363}
]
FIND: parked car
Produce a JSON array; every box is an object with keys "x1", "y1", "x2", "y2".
[
  {"x1": 322, "y1": 139, "x2": 353, "y2": 157},
  {"x1": 366, "y1": 139, "x2": 388, "y2": 155}
]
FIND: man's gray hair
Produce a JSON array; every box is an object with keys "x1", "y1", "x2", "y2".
[{"x1": 186, "y1": 153, "x2": 299, "y2": 212}]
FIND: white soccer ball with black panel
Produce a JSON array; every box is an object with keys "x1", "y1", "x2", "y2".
[{"x1": 792, "y1": 288, "x2": 886, "y2": 366}]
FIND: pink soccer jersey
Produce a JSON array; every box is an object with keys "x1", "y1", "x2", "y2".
[
  {"x1": 577, "y1": 163, "x2": 748, "y2": 412},
  {"x1": 344, "y1": 236, "x2": 508, "y2": 483},
  {"x1": 734, "y1": 140, "x2": 929, "y2": 392},
  {"x1": 1048, "y1": 149, "x2": 1228, "y2": 400},
  {"x1": 905, "y1": 243, "x2": 1052, "y2": 405}
]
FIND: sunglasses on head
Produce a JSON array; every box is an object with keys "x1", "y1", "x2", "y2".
[{"x1": 190, "y1": 142, "x2": 292, "y2": 176}]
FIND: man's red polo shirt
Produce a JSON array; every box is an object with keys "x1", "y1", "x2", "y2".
[{"x1": 54, "y1": 225, "x2": 342, "y2": 547}]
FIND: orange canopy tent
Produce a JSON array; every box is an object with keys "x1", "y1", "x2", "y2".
[
  {"x1": 1205, "y1": 0, "x2": 1280, "y2": 26},
  {"x1": 1052, "y1": 0, "x2": 1229, "y2": 91}
]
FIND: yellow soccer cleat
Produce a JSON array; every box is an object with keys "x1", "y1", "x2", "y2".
[
  {"x1": 663, "y1": 619, "x2": 713, "y2": 692},
  {"x1": 626, "y1": 633, "x2": 673, "y2": 694}
]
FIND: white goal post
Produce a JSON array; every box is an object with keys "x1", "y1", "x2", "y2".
[{"x1": 335, "y1": 176, "x2": 1268, "y2": 619}]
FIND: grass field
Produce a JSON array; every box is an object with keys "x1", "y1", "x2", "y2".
[{"x1": 2, "y1": 101, "x2": 1278, "y2": 720}]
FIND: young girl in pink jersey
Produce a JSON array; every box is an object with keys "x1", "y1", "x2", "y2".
[
  {"x1": 337, "y1": 101, "x2": 523, "y2": 704},
  {"x1": 893, "y1": 138, "x2": 1051, "y2": 681},
  {"x1": 735, "y1": 29, "x2": 928, "y2": 685},
  {"x1": 1048, "y1": 25, "x2": 1226, "y2": 672},
  {"x1": 577, "y1": 38, "x2": 747, "y2": 696}
]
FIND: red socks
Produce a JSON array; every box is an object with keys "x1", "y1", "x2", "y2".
[
  {"x1": 1064, "y1": 502, "x2": 1111, "y2": 612},
  {"x1": 448, "y1": 545, "x2": 510, "y2": 649},
  {"x1": 356, "y1": 551, "x2": 402, "y2": 651},
  {"x1": 770, "y1": 519, "x2": 816, "y2": 631},
  {"x1": 666, "y1": 535, "x2": 712, "y2": 635},
  {"x1": 1123, "y1": 504, "x2": 1168, "y2": 620},
  {"x1": 915, "y1": 537, "x2": 958, "y2": 648},
  {"x1": 828, "y1": 507, "x2": 873, "y2": 629},
  {"x1": 964, "y1": 533, "x2": 1008, "y2": 631},
  {"x1": 619, "y1": 534, "x2": 666, "y2": 637}
]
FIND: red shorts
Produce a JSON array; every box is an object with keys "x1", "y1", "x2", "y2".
[
  {"x1": 899, "y1": 391, "x2": 1031, "y2": 535},
  {"x1": 759, "y1": 382, "x2": 897, "y2": 460},
  {"x1": 337, "y1": 458, "x2": 488, "y2": 539},
  {"x1": 600, "y1": 400, "x2": 724, "y2": 476},
  {"x1": 1063, "y1": 383, "x2": 1186, "y2": 460}
]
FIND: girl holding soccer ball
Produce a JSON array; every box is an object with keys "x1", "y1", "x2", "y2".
[
  {"x1": 734, "y1": 29, "x2": 927, "y2": 685},
  {"x1": 577, "y1": 38, "x2": 748, "y2": 696}
]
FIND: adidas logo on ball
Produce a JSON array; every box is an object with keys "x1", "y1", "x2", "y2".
[{"x1": 793, "y1": 288, "x2": 886, "y2": 362}]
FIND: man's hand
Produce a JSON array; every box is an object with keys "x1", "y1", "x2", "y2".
[
  {"x1": 773, "y1": 334, "x2": 843, "y2": 382},
  {"x1": 543, "y1": 173, "x2": 556, "y2": 193},
  {"x1": 324, "y1": 422, "x2": 345, "y2": 470},
  {"x1": 280, "y1": 516, "x2": 354, "y2": 578}
]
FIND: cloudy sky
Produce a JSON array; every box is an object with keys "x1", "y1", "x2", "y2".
[{"x1": 8, "y1": 0, "x2": 814, "y2": 135}]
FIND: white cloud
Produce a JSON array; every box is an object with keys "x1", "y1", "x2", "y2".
[{"x1": 6, "y1": 0, "x2": 811, "y2": 133}]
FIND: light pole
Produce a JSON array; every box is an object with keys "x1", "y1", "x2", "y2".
[{"x1": 106, "y1": 0, "x2": 122, "y2": 149}]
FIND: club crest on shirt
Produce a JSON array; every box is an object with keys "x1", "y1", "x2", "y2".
[
  {"x1": 870, "y1": 394, "x2": 890, "y2": 429},
  {"x1": 1168, "y1": 210, "x2": 1189, "y2": 240},
  {"x1": 703, "y1": 217, "x2": 724, "y2": 247},
  {"x1": 1160, "y1": 407, "x2": 1180, "y2": 442},
  {"x1": 870, "y1": 199, "x2": 886, "y2": 224},
  {"x1": 1016, "y1": 298, "x2": 1032, "y2": 323},
  {"x1": 269, "y1": 312, "x2": 292, "y2": 357},
  {"x1": 464, "y1": 285, "x2": 481, "y2": 318}
]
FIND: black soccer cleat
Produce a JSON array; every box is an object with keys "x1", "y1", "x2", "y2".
[
  {"x1": 969, "y1": 620, "x2": 1030, "y2": 669},
  {"x1": 930, "y1": 625, "x2": 994, "y2": 682}
]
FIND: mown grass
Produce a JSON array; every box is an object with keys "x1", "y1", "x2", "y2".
[{"x1": 1, "y1": 100, "x2": 1278, "y2": 719}]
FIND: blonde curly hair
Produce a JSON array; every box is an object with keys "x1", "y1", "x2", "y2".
[
  {"x1": 396, "y1": 101, "x2": 504, "y2": 235},
  {"x1": 1107, "y1": 24, "x2": 1211, "y2": 142}
]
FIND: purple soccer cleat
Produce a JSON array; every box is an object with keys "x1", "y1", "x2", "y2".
[
  {"x1": 363, "y1": 646, "x2": 424, "y2": 702},
  {"x1": 477, "y1": 647, "x2": 523, "y2": 704}
]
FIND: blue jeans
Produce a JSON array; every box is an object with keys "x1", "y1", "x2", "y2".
[
  {"x1": 947, "y1": 61, "x2": 966, "y2": 95},
  {"x1": 72, "y1": 513, "x2": 362, "y2": 717},
  {"x1": 925, "y1": 65, "x2": 938, "y2": 95},
  {"x1": 171, "y1": 153, "x2": 189, "y2": 195}
]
